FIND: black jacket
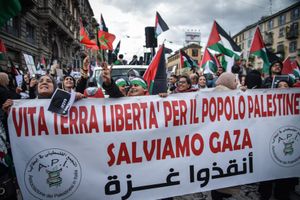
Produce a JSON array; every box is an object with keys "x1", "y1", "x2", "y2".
[
  {"x1": 0, "y1": 86, "x2": 21, "y2": 108},
  {"x1": 102, "y1": 79, "x2": 124, "y2": 98}
]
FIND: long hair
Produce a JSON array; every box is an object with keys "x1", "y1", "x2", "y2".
[{"x1": 0, "y1": 72, "x2": 9, "y2": 88}]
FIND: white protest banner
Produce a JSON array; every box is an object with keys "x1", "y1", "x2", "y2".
[{"x1": 8, "y1": 89, "x2": 300, "y2": 200}]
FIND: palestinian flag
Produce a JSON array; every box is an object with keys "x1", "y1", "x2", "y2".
[
  {"x1": 200, "y1": 48, "x2": 218, "y2": 74},
  {"x1": 113, "y1": 40, "x2": 121, "y2": 56},
  {"x1": 180, "y1": 50, "x2": 199, "y2": 70},
  {"x1": 155, "y1": 12, "x2": 169, "y2": 37},
  {"x1": 207, "y1": 21, "x2": 241, "y2": 71},
  {"x1": 250, "y1": 27, "x2": 271, "y2": 74},
  {"x1": 0, "y1": 0, "x2": 21, "y2": 27},
  {"x1": 143, "y1": 44, "x2": 167, "y2": 95},
  {"x1": 282, "y1": 56, "x2": 300, "y2": 82},
  {"x1": 79, "y1": 19, "x2": 99, "y2": 50},
  {"x1": 100, "y1": 14, "x2": 108, "y2": 32},
  {"x1": 98, "y1": 30, "x2": 115, "y2": 50},
  {"x1": 0, "y1": 39, "x2": 6, "y2": 60}
]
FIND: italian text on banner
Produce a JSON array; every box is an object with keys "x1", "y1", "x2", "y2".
[{"x1": 8, "y1": 88, "x2": 300, "y2": 200}]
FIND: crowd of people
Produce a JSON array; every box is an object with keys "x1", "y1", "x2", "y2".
[{"x1": 0, "y1": 55, "x2": 299, "y2": 200}]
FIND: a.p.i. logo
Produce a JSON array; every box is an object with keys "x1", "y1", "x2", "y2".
[
  {"x1": 24, "y1": 148, "x2": 82, "y2": 200},
  {"x1": 270, "y1": 126, "x2": 300, "y2": 167}
]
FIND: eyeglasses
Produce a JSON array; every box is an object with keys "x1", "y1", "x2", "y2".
[{"x1": 178, "y1": 81, "x2": 187, "y2": 84}]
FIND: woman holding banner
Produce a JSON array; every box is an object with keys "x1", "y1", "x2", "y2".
[{"x1": 0, "y1": 73, "x2": 21, "y2": 199}]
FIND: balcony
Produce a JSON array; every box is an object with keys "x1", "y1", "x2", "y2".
[
  {"x1": 286, "y1": 30, "x2": 298, "y2": 39},
  {"x1": 39, "y1": 7, "x2": 74, "y2": 39},
  {"x1": 277, "y1": 44, "x2": 284, "y2": 52},
  {"x1": 286, "y1": 29, "x2": 298, "y2": 40},
  {"x1": 264, "y1": 32, "x2": 273, "y2": 46},
  {"x1": 286, "y1": 22, "x2": 299, "y2": 40}
]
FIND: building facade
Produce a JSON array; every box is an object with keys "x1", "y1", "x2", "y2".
[
  {"x1": 167, "y1": 43, "x2": 202, "y2": 75},
  {"x1": 0, "y1": 0, "x2": 96, "y2": 72},
  {"x1": 233, "y1": 2, "x2": 300, "y2": 64}
]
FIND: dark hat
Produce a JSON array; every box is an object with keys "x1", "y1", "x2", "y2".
[{"x1": 269, "y1": 60, "x2": 283, "y2": 75}]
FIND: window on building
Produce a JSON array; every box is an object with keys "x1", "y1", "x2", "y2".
[
  {"x1": 241, "y1": 43, "x2": 244, "y2": 49},
  {"x1": 26, "y1": 23, "x2": 35, "y2": 44},
  {"x1": 291, "y1": 22, "x2": 298, "y2": 32},
  {"x1": 248, "y1": 40, "x2": 251, "y2": 48},
  {"x1": 248, "y1": 29, "x2": 253, "y2": 38},
  {"x1": 278, "y1": 14, "x2": 286, "y2": 26},
  {"x1": 264, "y1": 31, "x2": 273, "y2": 45},
  {"x1": 277, "y1": 43, "x2": 284, "y2": 52},
  {"x1": 276, "y1": 42, "x2": 285, "y2": 58},
  {"x1": 267, "y1": 20, "x2": 273, "y2": 30},
  {"x1": 279, "y1": 27, "x2": 284, "y2": 38},
  {"x1": 289, "y1": 41, "x2": 297, "y2": 53},
  {"x1": 191, "y1": 49, "x2": 198, "y2": 57},
  {"x1": 291, "y1": 7, "x2": 300, "y2": 21},
  {"x1": 2, "y1": 18, "x2": 19, "y2": 37}
]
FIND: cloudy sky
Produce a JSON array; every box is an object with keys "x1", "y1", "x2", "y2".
[{"x1": 89, "y1": 0, "x2": 297, "y2": 60}]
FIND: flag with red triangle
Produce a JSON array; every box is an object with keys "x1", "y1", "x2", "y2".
[
  {"x1": 207, "y1": 21, "x2": 241, "y2": 57},
  {"x1": 206, "y1": 21, "x2": 241, "y2": 72},
  {"x1": 143, "y1": 44, "x2": 167, "y2": 95},
  {"x1": 155, "y1": 12, "x2": 169, "y2": 37},
  {"x1": 200, "y1": 48, "x2": 218, "y2": 74},
  {"x1": 0, "y1": 39, "x2": 7, "y2": 60},
  {"x1": 249, "y1": 27, "x2": 271, "y2": 74},
  {"x1": 98, "y1": 30, "x2": 115, "y2": 50},
  {"x1": 282, "y1": 56, "x2": 300, "y2": 82},
  {"x1": 180, "y1": 50, "x2": 199, "y2": 71}
]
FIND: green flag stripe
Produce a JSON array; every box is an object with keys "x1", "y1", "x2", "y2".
[
  {"x1": 293, "y1": 69, "x2": 300, "y2": 78},
  {"x1": 208, "y1": 43, "x2": 240, "y2": 59},
  {"x1": 149, "y1": 81, "x2": 154, "y2": 95}
]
